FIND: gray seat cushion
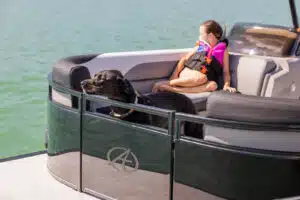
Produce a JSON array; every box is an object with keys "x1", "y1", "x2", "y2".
[
  {"x1": 129, "y1": 55, "x2": 277, "y2": 112},
  {"x1": 180, "y1": 92, "x2": 211, "y2": 111},
  {"x1": 206, "y1": 90, "x2": 300, "y2": 124},
  {"x1": 142, "y1": 91, "x2": 211, "y2": 111},
  {"x1": 229, "y1": 55, "x2": 276, "y2": 96},
  {"x1": 125, "y1": 61, "x2": 177, "y2": 81},
  {"x1": 175, "y1": 55, "x2": 276, "y2": 110},
  {"x1": 204, "y1": 90, "x2": 300, "y2": 152}
]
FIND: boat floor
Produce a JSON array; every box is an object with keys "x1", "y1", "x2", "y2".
[{"x1": 0, "y1": 153, "x2": 98, "y2": 200}]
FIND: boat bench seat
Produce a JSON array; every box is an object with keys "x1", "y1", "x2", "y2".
[
  {"x1": 59, "y1": 53, "x2": 277, "y2": 112},
  {"x1": 203, "y1": 90, "x2": 300, "y2": 152},
  {"x1": 127, "y1": 54, "x2": 277, "y2": 111},
  {"x1": 179, "y1": 92, "x2": 211, "y2": 111},
  {"x1": 177, "y1": 55, "x2": 277, "y2": 110}
]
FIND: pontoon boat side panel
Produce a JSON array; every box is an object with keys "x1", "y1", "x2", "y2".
[
  {"x1": 81, "y1": 109, "x2": 171, "y2": 200},
  {"x1": 174, "y1": 136, "x2": 300, "y2": 200},
  {"x1": 47, "y1": 96, "x2": 81, "y2": 190}
]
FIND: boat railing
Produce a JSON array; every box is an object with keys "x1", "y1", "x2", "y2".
[
  {"x1": 47, "y1": 75, "x2": 300, "y2": 200},
  {"x1": 48, "y1": 73, "x2": 300, "y2": 137}
]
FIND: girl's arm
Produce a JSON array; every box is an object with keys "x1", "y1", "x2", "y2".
[
  {"x1": 170, "y1": 46, "x2": 198, "y2": 80},
  {"x1": 222, "y1": 49, "x2": 236, "y2": 92}
]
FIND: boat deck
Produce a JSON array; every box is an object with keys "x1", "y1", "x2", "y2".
[{"x1": 0, "y1": 153, "x2": 98, "y2": 200}]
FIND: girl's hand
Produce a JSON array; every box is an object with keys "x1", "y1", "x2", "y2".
[{"x1": 223, "y1": 85, "x2": 237, "y2": 93}]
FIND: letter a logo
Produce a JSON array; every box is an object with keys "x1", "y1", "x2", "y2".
[{"x1": 107, "y1": 147, "x2": 139, "y2": 172}]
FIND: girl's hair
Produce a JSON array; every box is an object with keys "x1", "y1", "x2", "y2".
[{"x1": 201, "y1": 20, "x2": 223, "y2": 40}]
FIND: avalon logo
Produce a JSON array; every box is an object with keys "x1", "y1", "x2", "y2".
[{"x1": 107, "y1": 147, "x2": 139, "y2": 172}]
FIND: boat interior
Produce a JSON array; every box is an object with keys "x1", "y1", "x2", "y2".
[
  {"x1": 52, "y1": 22, "x2": 300, "y2": 152},
  {"x1": 46, "y1": 22, "x2": 300, "y2": 200},
  {"x1": 1, "y1": 1, "x2": 300, "y2": 200}
]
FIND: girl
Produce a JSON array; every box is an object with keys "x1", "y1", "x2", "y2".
[{"x1": 152, "y1": 20, "x2": 236, "y2": 93}]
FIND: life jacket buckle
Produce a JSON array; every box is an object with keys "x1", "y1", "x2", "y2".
[
  {"x1": 200, "y1": 65, "x2": 208, "y2": 74},
  {"x1": 206, "y1": 57, "x2": 212, "y2": 64}
]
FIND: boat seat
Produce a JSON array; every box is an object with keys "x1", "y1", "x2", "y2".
[
  {"x1": 179, "y1": 92, "x2": 212, "y2": 111},
  {"x1": 229, "y1": 55, "x2": 277, "y2": 96},
  {"x1": 82, "y1": 53, "x2": 277, "y2": 112},
  {"x1": 203, "y1": 91, "x2": 300, "y2": 152},
  {"x1": 92, "y1": 55, "x2": 277, "y2": 112},
  {"x1": 178, "y1": 55, "x2": 277, "y2": 111}
]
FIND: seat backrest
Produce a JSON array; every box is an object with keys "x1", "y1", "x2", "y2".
[
  {"x1": 229, "y1": 55, "x2": 276, "y2": 96},
  {"x1": 125, "y1": 61, "x2": 178, "y2": 94},
  {"x1": 204, "y1": 91, "x2": 300, "y2": 152},
  {"x1": 124, "y1": 54, "x2": 277, "y2": 97}
]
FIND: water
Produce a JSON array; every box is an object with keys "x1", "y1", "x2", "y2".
[{"x1": 0, "y1": 0, "x2": 299, "y2": 158}]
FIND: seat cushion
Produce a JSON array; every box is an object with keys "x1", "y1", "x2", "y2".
[
  {"x1": 204, "y1": 90, "x2": 300, "y2": 152},
  {"x1": 125, "y1": 61, "x2": 177, "y2": 81},
  {"x1": 180, "y1": 92, "x2": 211, "y2": 111},
  {"x1": 52, "y1": 54, "x2": 96, "y2": 91},
  {"x1": 142, "y1": 91, "x2": 211, "y2": 111},
  {"x1": 229, "y1": 55, "x2": 276, "y2": 96},
  {"x1": 206, "y1": 90, "x2": 300, "y2": 124}
]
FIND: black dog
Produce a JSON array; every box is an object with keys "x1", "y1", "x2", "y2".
[{"x1": 81, "y1": 70, "x2": 203, "y2": 138}]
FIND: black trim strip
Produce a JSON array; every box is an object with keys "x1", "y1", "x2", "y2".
[
  {"x1": 0, "y1": 150, "x2": 46, "y2": 163},
  {"x1": 47, "y1": 149, "x2": 80, "y2": 157}
]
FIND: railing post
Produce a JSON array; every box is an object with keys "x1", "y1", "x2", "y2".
[
  {"x1": 79, "y1": 93, "x2": 85, "y2": 192},
  {"x1": 168, "y1": 111, "x2": 175, "y2": 200}
]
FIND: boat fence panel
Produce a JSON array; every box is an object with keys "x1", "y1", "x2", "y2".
[
  {"x1": 173, "y1": 113, "x2": 300, "y2": 200},
  {"x1": 81, "y1": 94, "x2": 174, "y2": 200},
  {"x1": 47, "y1": 70, "x2": 300, "y2": 199},
  {"x1": 47, "y1": 79, "x2": 82, "y2": 191}
]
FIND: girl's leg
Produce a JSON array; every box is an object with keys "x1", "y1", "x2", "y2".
[
  {"x1": 169, "y1": 75, "x2": 207, "y2": 87},
  {"x1": 160, "y1": 81, "x2": 218, "y2": 93},
  {"x1": 152, "y1": 80, "x2": 170, "y2": 92}
]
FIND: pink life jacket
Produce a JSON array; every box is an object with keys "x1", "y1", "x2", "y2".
[
  {"x1": 196, "y1": 40, "x2": 227, "y2": 66},
  {"x1": 184, "y1": 40, "x2": 227, "y2": 81}
]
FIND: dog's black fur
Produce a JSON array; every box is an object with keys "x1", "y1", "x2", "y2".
[{"x1": 81, "y1": 70, "x2": 203, "y2": 138}]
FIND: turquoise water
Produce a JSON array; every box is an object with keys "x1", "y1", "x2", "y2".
[{"x1": 0, "y1": 0, "x2": 299, "y2": 158}]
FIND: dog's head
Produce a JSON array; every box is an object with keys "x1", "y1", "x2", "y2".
[{"x1": 81, "y1": 70, "x2": 136, "y2": 103}]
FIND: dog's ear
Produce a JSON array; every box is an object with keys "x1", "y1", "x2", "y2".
[
  {"x1": 119, "y1": 78, "x2": 135, "y2": 102},
  {"x1": 111, "y1": 70, "x2": 124, "y2": 78},
  {"x1": 123, "y1": 79, "x2": 135, "y2": 93}
]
